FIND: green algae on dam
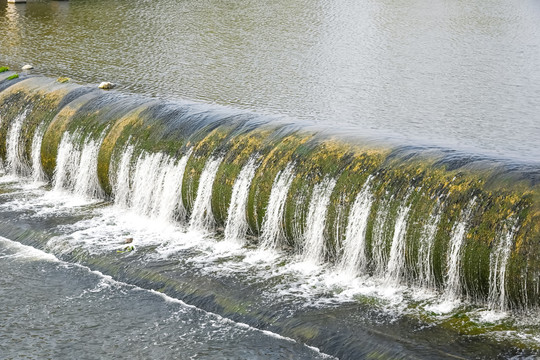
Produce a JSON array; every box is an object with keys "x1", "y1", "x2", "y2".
[{"x1": 1, "y1": 75, "x2": 540, "y2": 357}]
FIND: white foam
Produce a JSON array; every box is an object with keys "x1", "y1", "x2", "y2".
[
  {"x1": 0, "y1": 235, "x2": 59, "y2": 262},
  {"x1": 473, "y1": 309, "x2": 508, "y2": 323},
  {"x1": 425, "y1": 299, "x2": 461, "y2": 314}
]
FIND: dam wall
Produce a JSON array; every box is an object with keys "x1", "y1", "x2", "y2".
[{"x1": 1, "y1": 72, "x2": 539, "y2": 311}]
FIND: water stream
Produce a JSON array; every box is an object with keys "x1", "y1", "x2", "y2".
[{"x1": 1, "y1": 0, "x2": 540, "y2": 356}]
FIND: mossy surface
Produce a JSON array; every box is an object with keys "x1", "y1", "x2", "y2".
[
  {"x1": 2, "y1": 75, "x2": 540, "y2": 310},
  {"x1": 0, "y1": 78, "x2": 87, "y2": 178}
]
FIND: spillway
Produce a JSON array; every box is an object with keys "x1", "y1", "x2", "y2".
[{"x1": 1, "y1": 71, "x2": 540, "y2": 358}]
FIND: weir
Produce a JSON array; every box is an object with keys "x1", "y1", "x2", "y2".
[{"x1": 1, "y1": 72, "x2": 540, "y2": 316}]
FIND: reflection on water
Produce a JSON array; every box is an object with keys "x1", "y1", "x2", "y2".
[{"x1": 0, "y1": 0, "x2": 539, "y2": 160}]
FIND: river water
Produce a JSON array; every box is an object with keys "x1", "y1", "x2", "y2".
[
  {"x1": 2, "y1": 0, "x2": 540, "y2": 359},
  {"x1": 0, "y1": 236, "x2": 331, "y2": 359},
  {"x1": 1, "y1": 0, "x2": 539, "y2": 162}
]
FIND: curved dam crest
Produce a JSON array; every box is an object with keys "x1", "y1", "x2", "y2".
[{"x1": 1, "y1": 72, "x2": 540, "y2": 357}]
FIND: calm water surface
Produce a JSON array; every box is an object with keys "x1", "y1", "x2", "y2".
[{"x1": 0, "y1": 0, "x2": 539, "y2": 161}]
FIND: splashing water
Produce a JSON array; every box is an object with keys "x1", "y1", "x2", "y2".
[
  {"x1": 301, "y1": 177, "x2": 337, "y2": 264},
  {"x1": 224, "y1": 157, "x2": 260, "y2": 244},
  {"x1": 337, "y1": 176, "x2": 374, "y2": 277},
  {"x1": 189, "y1": 156, "x2": 223, "y2": 231},
  {"x1": 260, "y1": 163, "x2": 295, "y2": 250}
]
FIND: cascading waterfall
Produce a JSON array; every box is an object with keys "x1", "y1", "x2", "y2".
[
  {"x1": 53, "y1": 132, "x2": 81, "y2": 192},
  {"x1": 130, "y1": 152, "x2": 167, "y2": 215},
  {"x1": 115, "y1": 149, "x2": 192, "y2": 223},
  {"x1": 74, "y1": 136, "x2": 106, "y2": 199},
  {"x1": 259, "y1": 163, "x2": 295, "y2": 250},
  {"x1": 31, "y1": 122, "x2": 46, "y2": 182},
  {"x1": 384, "y1": 199, "x2": 412, "y2": 285},
  {"x1": 300, "y1": 177, "x2": 337, "y2": 264},
  {"x1": 113, "y1": 144, "x2": 135, "y2": 208},
  {"x1": 224, "y1": 157, "x2": 260, "y2": 244},
  {"x1": 5, "y1": 109, "x2": 31, "y2": 176},
  {"x1": 189, "y1": 156, "x2": 223, "y2": 231},
  {"x1": 53, "y1": 132, "x2": 106, "y2": 199},
  {"x1": 488, "y1": 220, "x2": 518, "y2": 311},
  {"x1": 1, "y1": 75, "x2": 540, "y2": 318},
  {"x1": 416, "y1": 204, "x2": 443, "y2": 289},
  {"x1": 444, "y1": 197, "x2": 477, "y2": 300},
  {"x1": 152, "y1": 151, "x2": 191, "y2": 222},
  {"x1": 337, "y1": 176, "x2": 374, "y2": 277},
  {"x1": 371, "y1": 197, "x2": 392, "y2": 276}
]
